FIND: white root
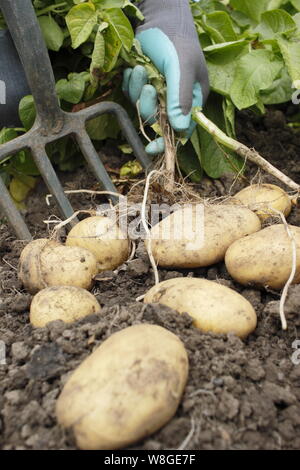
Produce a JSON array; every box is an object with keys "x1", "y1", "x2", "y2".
[
  {"x1": 45, "y1": 210, "x2": 93, "y2": 238},
  {"x1": 141, "y1": 169, "x2": 160, "y2": 286},
  {"x1": 273, "y1": 210, "x2": 298, "y2": 331},
  {"x1": 46, "y1": 189, "x2": 126, "y2": 206},
  {"x1": 177, "y1": 417, "x2": 196, "y2": 451}
]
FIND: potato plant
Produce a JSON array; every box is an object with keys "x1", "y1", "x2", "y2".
[{"x1": 1, "y1": 0, "x2": 300, "y2": 195}]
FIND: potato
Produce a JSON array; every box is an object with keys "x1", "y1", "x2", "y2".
[
  {"x1": 56, "y1": 324, "x2": 188, "y2": 450},
  {"x1": 19, "y1": 239, "x2": 60, "y2": 293},
  {"x1": 147, "y1": 205, "x2": 261, "y2": 268},
  {"x1": 18, "y1": 239, "x2": 98, "y2": 294},
  {"x1": 66, "y1": 216, "x2": 130, "y2": 271},
  {"x1": 233, "y1": 184, "x2": 292, "y2": 220},
  {"x1": 30, "y1": 286, "x2": 101, "y2": 327},
  {"x1": 225, "y1": 224, "x2": 300, "y2": 290},
  {"x1": 144, "y1": 278, "x2": 257, "y2": 339}
]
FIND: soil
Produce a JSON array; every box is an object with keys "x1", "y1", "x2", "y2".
[{"x1": 1, "y1": 109, "x2": 300, "y2": 450}]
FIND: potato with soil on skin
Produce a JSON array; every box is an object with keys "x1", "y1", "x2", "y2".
[
  {"x1": 19, "y1": 238, "x2": 60, "y2": 293},
  {"x1": 144, "y1": 278, "x2": 257, "y2": 339},
  {"x1": 56, "y1": 324, "x2": 188, "y2": 450},
  {"x1": 30, "y1": 286, "x2": 101, "y2": 327},
  {"x1": 232, "y1": 184, "x2": 292, "y2": 221},
  {"x1": 18, "y1": 238, "x2": 98, "y2": 294},
  {"x1": 66, "y1": 216, "x2": 130, "y2": 272},
  {"x1": 225, "y1": 224, "x2": 300, "y2": 290},
  {"x1": 146, "y1": 205, "x2": 261, "y2": 269}
]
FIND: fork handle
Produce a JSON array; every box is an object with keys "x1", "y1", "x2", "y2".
[{"x1": 0, "y1": 0, "x2": 63, "y2": 132}]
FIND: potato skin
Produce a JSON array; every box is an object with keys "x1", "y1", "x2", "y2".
[
  {"x1": 225, "y1": 224, "x2": 300, "y2": 290},
  {"x1": 233, "y1": 184, "x2": 292, "y2": 221},
  {"x1": 18, "y1": 239, "x2": 98, "y2": 293},
  {"x1": 56, "y1": 324, "x2": 188, "y2": 450},
  {"x1": 147, "y1": 205, "x2": 261, "y2": 268},
  {"x1": 66, "y1": 216, "x2": 130, "y2": 271},
  {"x1": 40, "y1": 244, "x2": 98, "y2": 291},
  {"x1": 144, "y1": 278, "x2": 257, "y2": 339},
  {"x1": 30, "y1": 286, "x2": 101, "y2": 327},
  {"x1": 18, "y1": 239, "x2": 60, "y2": 293}
]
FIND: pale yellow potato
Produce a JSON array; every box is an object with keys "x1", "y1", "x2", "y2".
[
  {"x1": 66, "y1": 216, "x2": 130, "y2": 271},
  {"x1": 56, "y1": 324, "x2": 188, "y2": 450},
  {"x1": 233, "y1": 184, "x2": 292, "y2": 221},
  {"x1": 18, "y1": 239, "x2": 60, "y2": 294},
  {"x1": 147, "y1": 205, "x2": 261, "y2": 268},
  {"x1": 40, "y1": 244, "x2": 98, "y2": 290},
  {"x1": 18, "y1": 239, "x2": 98, "y2": 294},
  {"x1": 225, "y1": 224, "x2": 300, "y2": 290},
  {"x1": 144, "y1": 278, "x2": 257, "y2": 339},
  {"x1": 30, "y1": 286, "x2": 101, "y2": 327}
]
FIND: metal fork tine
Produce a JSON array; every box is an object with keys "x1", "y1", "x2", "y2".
[
  {"x1": 0, "y1": 1, "x2": 153, "y2": 240},
  {"x1": 0, "y1": 176, "x2": 32, "y2": 240},
  {"x1": 30, "y1": 146, "x2": 76, "y2": 224},
  {"x1": 75, "y1": 129, "x2": 118, "y2": 199},
  {"x1": 78, "y1": 102, "x2": 152, "y2": 170}
]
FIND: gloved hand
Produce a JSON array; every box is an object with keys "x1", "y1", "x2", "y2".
[
  {"x1": 123, "y1": 0, "x2": 209, "y2": 155},
  {"x1": 0, "y1": 30, "x2": 29, "y2": 128}
]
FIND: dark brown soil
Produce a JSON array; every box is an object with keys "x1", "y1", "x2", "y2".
[{"x1": 1, "y1": 110, "x2": 300, "y2": 450}]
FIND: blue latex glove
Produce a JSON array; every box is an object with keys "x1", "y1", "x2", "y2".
[
  {"x1": 123, "y1": 0, "x2": 209, "y2": 155},
  {"x1": 0, "y1": 30, "x2": 30, "y2": 128}
]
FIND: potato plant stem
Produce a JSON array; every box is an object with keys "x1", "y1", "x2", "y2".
[{"x1": 192, "y1": 109, "x2": 300, "y2": 192}]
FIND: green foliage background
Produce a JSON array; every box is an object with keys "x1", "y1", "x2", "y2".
[{"x1": 1, "y1": 0, "x2": 300, "y2": 199}]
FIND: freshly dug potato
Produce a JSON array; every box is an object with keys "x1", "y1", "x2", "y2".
[
  {"x1": 19, "y1": 239, "x2": 60, "y2": 293},
  {"x1": 18, "y1": 239, "x2": 98, "y2": 294},
  {"x1": 233, "y1": 184, "x2": 292, "y2": 220},
  {"x1": 144, "y1": 278, "x2": 257, "y2": 339},
  {"x1": 66, "y1": 216, "x2": 130, "y2": 271},
  {"x1": 147, "y1": 205, "x2": 261, "y2": 268},
  {"x1": 225, "y1": 224, "x2": 300, "y2": 290},
  {"x1": 56, "y1": 324, "x2": 188, "y2": 450},
  {"x1": 30, "y1": 286, "x2": 101, "y2": 327}
]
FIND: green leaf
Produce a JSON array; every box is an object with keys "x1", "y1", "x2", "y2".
[
  {"x1": 291, "y1": 0, "x2": 300, "y2": 11},
  {"x1": 56, "y1": 73, "x2": 86, "y2": 104},
  {"x1": 9, "y1": 176, "x2": 36, "y2": 203},
  {"x1": 277, "y1": 36, "x2": 300, "y2": 87},
  {"x1": 196, "y1": 94, "x2": 243, "y2": 179},
  {"x1": 102, "y1": 24, "x2": 122, "y2": 72},
  {"x1": 120, "y1": 160, "x2": 142, "y2": 178},
  {"x1": 230, "y1": 0, "x2": 269, "y2": 23},
  {"x1": 104, "y1": 8, "x2": 134, "y2": 52},
  {"x1": 19, "y1": 96, "x2": 36, "y2": 131},
  {"x1": 90, "y1": 27, "x2": 106, "y2": 85},
  {"x1": 38, "y1": 15, "x2": 64, "y2": 51},
  {"x1": 205, "y1": 41, "x2": 249, "y2": 97},
  {"x1": 255, "y1": 9, "x2": 296, "y2": 39},
  {"x1": 204, "y1": 11, "x2": 238, "y2": 43},
  {"x1": 223, "y1": 98, "x2": 236, "y2": 137},
  {"x1": 118, "y1": 144, "x2": 133, "y2": 154},
  {"x1": 123, "y1": 0, "x2": 144, "y2": 20},
  {"x1": 66, "y1": 3, "x2": 98, "y2": 49},
  {"x1": 230, "y1": 49, "x2": 283, "y2": 109},
  {"x1": 10, "y1": 152, "x2": 40, "y2": 176},
  {"x1": 0, "y1": 128, "x2": 18, "y2": 144},
  {"x1": 86, "y1": 113, "x2": 120, "y2": 140},
  {"x1": 177, "y1": 140, "x2": 203, "y2": 183},
  {"x1": 261, "y1": 67, "x2": 293, "y2": 104},
  {"x1": 94, "y1": 0, "x2": 124, "y2": 8},
  {"x1": 229, "y1": 10, "x2": 256, "y2": 28},
  {"x1": 0, "y1": 128, "x2": 39, "y2": 176}
]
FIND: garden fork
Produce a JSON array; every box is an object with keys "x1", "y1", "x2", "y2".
[{"x1": 0, "y1": 0, "x2": 151, "y2": 241}]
